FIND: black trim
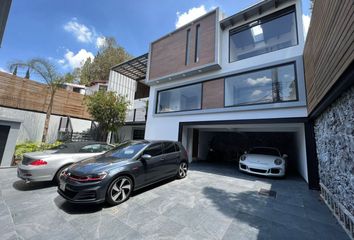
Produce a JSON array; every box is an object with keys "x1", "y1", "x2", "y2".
[
  {"x1": 185, "y1": 29, "x2": 191, "y2": 66},
  {"x1": 224, "y1": 61, "x2": 299, "y2": 108},
  {"x1": 156, "y1": 83, "x2": 202, "y2": 114},
  {"x1": 304, "y1": 121, "x2": 320, "y2": 190},
  {"x1": 228, "y1": 5, "x2": 298, "y2": 63},
  {"x1": 194, "y1": 24, "x2": 200, "y2": 63}
]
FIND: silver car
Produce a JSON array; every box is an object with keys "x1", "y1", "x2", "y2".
[{"x1": 17, "y1": 141, "x2": 114, "y2": 183}]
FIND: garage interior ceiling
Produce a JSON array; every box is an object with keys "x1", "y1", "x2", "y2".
[{"x1": 184, "y1": 123, "x2": 304, "y2": 132}]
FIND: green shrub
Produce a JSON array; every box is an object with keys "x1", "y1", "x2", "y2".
[{"x1": 14, "y1": 141, "x2": 62, "y2": 160}]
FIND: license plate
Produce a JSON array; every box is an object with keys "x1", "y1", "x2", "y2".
[{"x1": 59, "y1": 182, "x2": 66, "y2": 191}]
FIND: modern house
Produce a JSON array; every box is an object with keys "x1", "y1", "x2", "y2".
[
  {"x1": 109, "y1": 55, "x2": 150, "y2": 142},
  {"x1": 132, "y1": 0, "x2": 314, "y2": 184}
]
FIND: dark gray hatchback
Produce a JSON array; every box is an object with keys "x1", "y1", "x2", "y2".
[{"x1": 57, "y1": 140, "x2": 189, "y2": 205}]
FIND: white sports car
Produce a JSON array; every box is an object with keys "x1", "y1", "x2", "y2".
[{"x1": 239, "y1": 147, "x2": 287, "y2": 177}]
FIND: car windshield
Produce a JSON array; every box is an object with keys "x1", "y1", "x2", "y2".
[
  {"x1": 104, "y1": 142, "x2": 148, "y2": 159},
  {"x1": 249, "y1": 148, "x2": 280, "y2": 156}
]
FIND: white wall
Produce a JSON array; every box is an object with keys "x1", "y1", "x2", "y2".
[
  {"x1": 108, "y1": 71, "x2": 137, "y2": 109},
  {"x1": 70, "y1": 117, "x2": 92, "y2": 132},
  {"x1": 296, "y1": 125, "x2": 308, "y2": 182}
]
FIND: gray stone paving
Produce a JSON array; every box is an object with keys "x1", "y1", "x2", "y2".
[{"x1": 0, "y1": 162, "x2": 349, "y2": 240}]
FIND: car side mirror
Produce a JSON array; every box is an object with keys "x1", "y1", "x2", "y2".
[
  {"x1": 282, "y1": 154, "x2": 288, "y2": 158},
  {"x1": 141, "y1": 154, "x2": 152, "y2": 161}
]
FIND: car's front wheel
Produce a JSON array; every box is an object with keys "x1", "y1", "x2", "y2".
[
  {"x1": 177, "y1": 162, "x2": 188, "y2": 179},
  {"x1": 106, "y1": 176, "x2": 133, "y2": 206}
]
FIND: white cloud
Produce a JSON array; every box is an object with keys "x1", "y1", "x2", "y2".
[
  {"x1": 96, "y1": 36, "x2": 107, "y2": 48},
  {"x1": 251, "y1": 89, "x2": 263, "y2": 97},
  {"x1": 246, "y1": 77, "x2": 272, "y2": 86},
  {"x1": 302, "y1": 14, "x2": 311, "y2": 39},
  {"x1": 64, "y1": 18, "x2": 94, "y2": 43},
  {"x1": 175, "y1": 5, "x2": 210, "y2": 28},
  {"x1": 59, "y1": 49, "x2": 94, "y2": 69}
]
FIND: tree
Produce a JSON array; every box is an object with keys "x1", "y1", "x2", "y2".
[
  {"x1": 12, "y1": 66, "x2": 17, "y2": 75},
  {"x1": 79, "y1": 37, "x2": 132, "y2": 85},
  {"x1": 9, "y1": 58, "x2": 67, "y2": 142},
  {"x1": 25, "y1": 68, "x2": 30, "y2": 79},
  {"x1": 85, "y1": 91, "x2": 129, "y2": 141}
]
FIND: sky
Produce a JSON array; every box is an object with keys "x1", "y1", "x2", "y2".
[{"x1": 0, "y1": 0, "x2": 312, "y2": 81}]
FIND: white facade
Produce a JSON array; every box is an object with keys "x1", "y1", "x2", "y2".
[
  {"x1": 145, "y1": 0, "x2": 306, "y2": 141},
  {"x1": 144, "y1": 0, "x2": 310, "y2": 182}
]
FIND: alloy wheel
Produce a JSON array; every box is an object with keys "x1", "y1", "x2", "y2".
[
  {"x1": 178, "y1": 162, "x2": 188, "y2": 178},
  {"x1": 110, "y1": 177, "x2": 132, "y2": 203}
]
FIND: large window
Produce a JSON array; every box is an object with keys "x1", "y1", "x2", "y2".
[
  {"x1": 157, "y1": 84, "x2": 202, "y2": 113},
  {"x1": 229, "y1": 6, "x2": 298, "y2": 62},
  {"x1": 225, "y1": 63, "x2": 297, "y2": 107}
]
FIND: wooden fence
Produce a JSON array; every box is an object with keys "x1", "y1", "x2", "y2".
[
  {"x1": 0, "y1": 71, "x2": 92, "y2": 120},
  {"x1": 303, "y1": 0, "x2": 354, "y2": 114}
]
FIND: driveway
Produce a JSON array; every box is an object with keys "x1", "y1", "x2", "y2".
[{"x1": 0, "y1": 162, "x2": 349, "y2": 240}]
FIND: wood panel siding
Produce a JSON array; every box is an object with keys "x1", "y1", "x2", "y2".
[
  {"x1": 148, "y1": 11, "x2": 217, "y2": 81},
  {"x1": 0, "y1": 72, "x2": 92, "y2": 120},
  {"x1": 303, "y1": 0, "x2": 354, "y2": 114},
  {"x1": 202, "y1": 78, "x2": 224, "y2": 109}
]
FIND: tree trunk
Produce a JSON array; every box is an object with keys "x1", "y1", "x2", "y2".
[{"x1": 42, "y1": 89, "x2": 55, "y2": 142}]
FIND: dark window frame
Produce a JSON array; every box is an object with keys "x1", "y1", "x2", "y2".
[
  {"x1": 228, "y1": 5, "x2": 299, "y2": 63},
  {"x1": 194, "y1": 24, "x2": 200, "y2": 63},
  {"x1": 163, "y1": 142, "x2": 176, "y2": 154},
  {"x1": 224, "y1": 61, "x2": 299, "y2": 108},
  {"x1": 143, "y1": 143, "x2": 164, "y2": 157},
  {"x1": 185, "y1": 29, "x2": 191, "y2": 65},
  {"x1": 155, "y1": 83, "x2": 203, "y2": 114}
]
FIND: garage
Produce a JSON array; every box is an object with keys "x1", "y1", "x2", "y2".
[
  {"x1": 0, "y1": 125, "x2": 10, "y2": 164},
  {"x1": 180, "y1": 121, "x2": 310, "y2": 183}
]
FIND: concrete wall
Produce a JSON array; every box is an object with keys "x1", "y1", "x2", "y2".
[
  {"x1": 314, "y1": 85, "x2": 354, "y2": 215},
  {"x1": 0, "y1": 118, "x2": 21, "y2": 166},
  {"x1": 0, "y1": 106, "x2": 91, "y2": 143}
]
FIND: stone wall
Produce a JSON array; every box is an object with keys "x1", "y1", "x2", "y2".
[{"x1": 314, "y1": 85, "x2": 354, "y2": 215}]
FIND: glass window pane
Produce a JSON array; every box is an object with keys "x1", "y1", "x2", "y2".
[
  {"x1": 157, "y1": 84, "x2": 202, "y2": 113},
  {"x1": 230, "y1": 9, "x2": 297, "y2": 62},
  {"x1": 144, "y1": 143, "x2": 163, "y2": 157},
  {"x1": 225, "y1": 63, "x2": 297, "y2": 106},
  {"x1": 164, "y1": 142, "x2": 175, "y2": 154}
]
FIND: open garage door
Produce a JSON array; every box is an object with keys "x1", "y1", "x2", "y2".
[{"x1": 180, "y1": 122, "x2": 308, "y2": 183}]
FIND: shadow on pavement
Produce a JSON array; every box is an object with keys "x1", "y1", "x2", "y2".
[
  {"x1": 53, "y1": 195, "x2": 105, "y2": 214},
  {"x1": 12, "y1": 180, "x2": 55, "y2": 191}
]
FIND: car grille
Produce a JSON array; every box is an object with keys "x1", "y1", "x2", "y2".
[
  {"x1": 22, "y1": 156, "x2": 34, "y2": 165},
  {"x1": 249, "y1": 168, "x2": 267, "y2": 174},
  {"x1": 62, "y1": 188, "x2": 77, "y2": 199},
  {"x1": 77, "y1": 191, "x2": 96, "y2": 200},
  {"x1": 240, "y1": 164, "x2": 247, "y2": 170}
]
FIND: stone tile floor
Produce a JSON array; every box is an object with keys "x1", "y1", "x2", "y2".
[{"x1": 0, "y1": 162, "x2": 349, "y2": 240}]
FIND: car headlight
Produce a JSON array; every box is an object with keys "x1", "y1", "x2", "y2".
[
  {"x1": 240, "y1": 155, "x2": 246, "y2": 161},
  {"x1": 85, "y1": 172, "x2": 108, "y2": 181},
  {"x1": 274, "y1": 159, "x2": 283, "y2": 165}
]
